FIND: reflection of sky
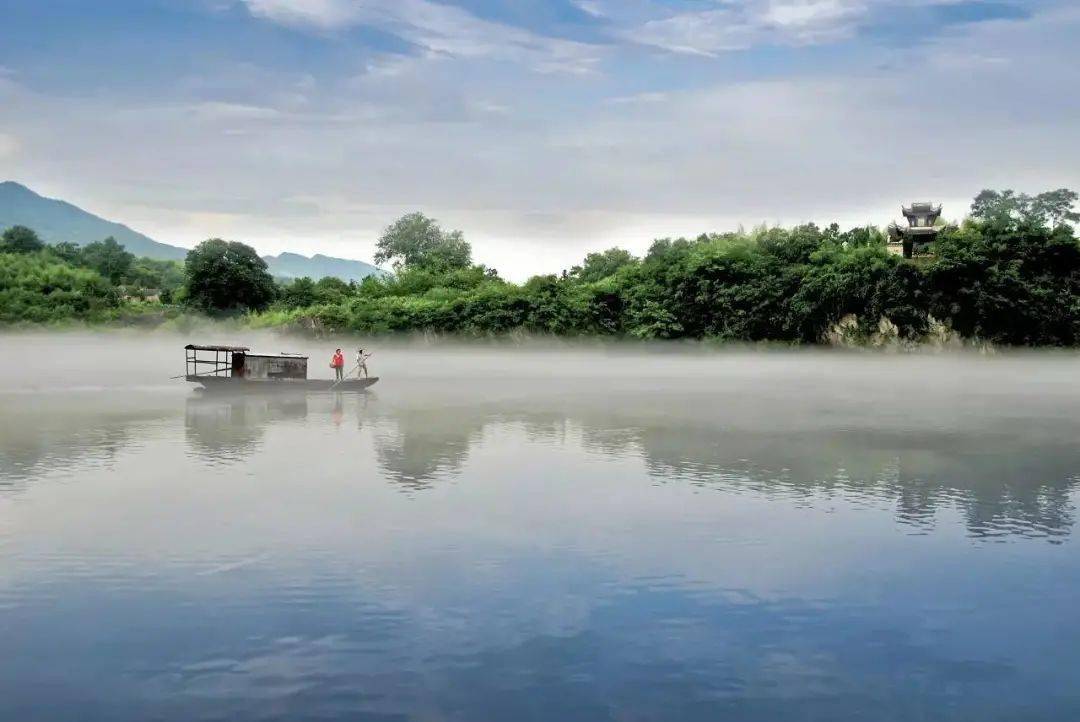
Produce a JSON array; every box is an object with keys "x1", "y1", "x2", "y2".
[
  {"x1": 4, "y1": 338, "x2": 1080, "y2": 720},
  {"x1": 3, "y1": 390, "x2": 1080, "y2": 720}
]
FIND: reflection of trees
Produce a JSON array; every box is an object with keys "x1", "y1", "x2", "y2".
[
  {"x1": 629, "y1": 422, "x2": 1080, "y2": 541},
  {"x1": 372, "y1": 407, "x2": 487, "y2": 491},
  {"x1": 0, "y1": 397, "x2": 170, "y2": 497},
  {"x1": 6, "y1": 384, "x2": 1076, "y2": 541},
  {"x1": 368, "y1": 395, "x2": 1080, "y2": 542},
  {"x1": 10, "y1": 385, "x2": 1056, "y2": 542}
]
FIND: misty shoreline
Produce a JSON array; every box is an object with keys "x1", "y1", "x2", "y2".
[{"x1": 6, "y1": 329, "x2": 1080, "y2": 376}]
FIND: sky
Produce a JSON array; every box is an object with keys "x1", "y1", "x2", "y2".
[{"x1": 1, "y1": 0, "x2": 1078, "y2": 278}]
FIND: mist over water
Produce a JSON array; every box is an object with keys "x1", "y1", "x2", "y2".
[{"x1": 2, "y1": 333, "x2": 1080, "y2": 721}]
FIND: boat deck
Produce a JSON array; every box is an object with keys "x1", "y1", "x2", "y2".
[{"x1": 189, "y1": 376, "x2": 379, "y2": 392}]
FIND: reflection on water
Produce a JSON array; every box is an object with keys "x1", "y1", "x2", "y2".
[
  {"x1": 185, "y1": 393, "x2": 311, "y2": 464},
  {"x1": 176, "y1": 388, "x2": 1080, "y2": 540},
  {"x1": 2, "y1": 337, "x2": 1080, "y2": 721}
]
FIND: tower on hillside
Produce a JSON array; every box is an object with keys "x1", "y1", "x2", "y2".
[{"x1": 888, "y1": 202, "x2": 942, "y2": 258}]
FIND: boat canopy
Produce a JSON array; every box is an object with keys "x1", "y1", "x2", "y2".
[
  {"x1": 244, "y1": 352, "x2": 309, "y2": 359},
  {"x1": 184, "y1": 344, "x2": 308, "y2": 381},
  {"x1": 184, "y1": 344, "x2": 250, "y2": 352}
]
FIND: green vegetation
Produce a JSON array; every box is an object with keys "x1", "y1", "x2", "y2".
[
  {"x1": 183, "y1": 238, "x2": 276, "y2": 313},
  {"x1": 0, "y1": 251, "x2": 118, "y2": 323},
  {"x1": 2, "y1": 192, "x2": 1079, "y2": 346},
  {"x1": 0, "y1": 228, "x2": 185, "y2": 324},
  {"x1": 2, "y1": 225, "x2": 46, "y2": 254},
  {"x1": 374, "y1": 211, "x2": 473, "y2": 271}
]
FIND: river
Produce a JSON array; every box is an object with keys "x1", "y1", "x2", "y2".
[{"x1": 2, "y1": 333, "x2": 1079, "y2": 721}]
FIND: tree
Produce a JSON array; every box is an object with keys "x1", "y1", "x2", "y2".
[
  {"x1": 970, "y1": 188, "x2": 1078, "y2": 228},
  {"x1": 80, "y1": 237, "x2": 134, "y2": 284},
  {"x1": 839, "y1": 225, "x2": 886, "y2": 248},
  {"x1": 644, "y1": 238, "x2": 695, "y2": 265},
  {"x1": 1032, "y1": 188, "x2": 1079, "y2": 228},
  {"x1": 971, "y1": 190, "x2": 1022, "y2": 224},
  {"x1": 280, "y1": 277, "x2": 316, "y2": 308},
  {"x1": 374, "y1": 212, "x2": 472, "y2": 271},
  {"x1": 126, "y1": 257, "x2": 185, "y2": 293},
  {"x1": 570, "y1": 247, "x2": 637, "y2": 282},
  {"x1": 314, "y1": 276, "x2": 351, "y2": 304},
  {"x1": 1, "y1": 225, "x2": 45, "y2": 253},
  {"x1": 52, "y1": 241, "x2": 83, "y2": 264},
  {"x1": 184, "y1": 238, "x2": 276, "y2": 312}
]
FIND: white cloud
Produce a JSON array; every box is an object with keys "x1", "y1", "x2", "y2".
[
  {"x1": 188, "y1": 101, "x2": 282, "y2": 122},
  {"x1": 633, "y1": 8, "x2": 760, "y2": 57},
  {"x1": 240, "y1": 0, "x2": 604, "y2": 75},
  {"x1": 627, "y1": 0, "x2": 976, "y2": 55},
  {"x1": 763, "y1": 0, "x2": 865, "y2": 41},
  {"x1": 603, "y1": 91, "x2": 669, "y2": 106},
  {"x1": 241, "y1": 0, "x2": 359, "y2": 29},
  {"x1": 574, "y1": 1, "x2": 606, "y2": 18},
  {"x1": 0, "y1": 132, "x2": 20, "y2": 159}
]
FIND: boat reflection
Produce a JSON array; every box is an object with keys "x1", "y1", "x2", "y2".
[{"x1": 185, "y1": 393, "x2": 311, "y2": 463}]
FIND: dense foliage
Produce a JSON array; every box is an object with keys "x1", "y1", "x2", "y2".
[
  {"x1": 265, "y1": 189, "x2": 1080, "y2": 346},
  {"x1": 1, "y1": 225, "x2": 46, "y2": 254},
  {"x1": 0, "y1": 251, "x2": 119, "y2": 323},
  {"x1": 0, "y1": 232, "x2": 185, "y2": 323},
  {"x1": 183, "y1": 238, "x2": 277, "y2": 313},
  {"x1": 3, "y1": 188, "x2": 1079, "y2": 345}
]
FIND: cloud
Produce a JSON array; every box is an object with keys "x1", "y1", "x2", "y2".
[
  {"x1": 188, "y1": 101, "x2": 282, "y2": 122},
  {"x1": 0, "y1": 133, "x2": 20, "y2": 159},
  {"x1": 573, "y1": 1, "x2": 606, "y2": 18},
  {"x1": 764, "y1": 0, "x2": 865, "y2": 39},
  {"x1": 240, "y1": 0, "x2": 359, "y2": 29},
  {"x1": 239, "y1": 0, "x2": 605, "y2": 74},
  {"x1": 627, "y1": 0, "x2": 872, "y2": 56},
  {"x1": 603, "y1": 91, "x2": 669, "y2": 106},
  {"x1": 633, "y1": 8, "x2": 760, "y2": 56},
  {"x1": 625, "y1": 0, "x2": 1028, "y2": 55}
]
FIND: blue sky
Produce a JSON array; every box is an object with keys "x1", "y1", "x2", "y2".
[{"x1": 1, "y1": 0, "x2": 1077, "y2": 276}]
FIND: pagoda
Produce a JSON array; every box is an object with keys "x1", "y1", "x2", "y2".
[{"x1": 888, "y1": 202, "x2": 942, "y2": 258}]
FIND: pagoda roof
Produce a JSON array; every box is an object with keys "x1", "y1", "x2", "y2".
[{"x1": 901, "y1": 202, "x2": 942, "y2": 217}]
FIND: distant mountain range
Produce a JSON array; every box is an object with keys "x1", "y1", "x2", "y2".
[
  {"x1": 0, "y1": 180, "x2": 187, "y2": 260},
  {"x1": 260, "y1": 251, "x2": 383, "y2": 282},
  {"x1": 0, "y1": 181, "x2": 384, "y2": 282}
]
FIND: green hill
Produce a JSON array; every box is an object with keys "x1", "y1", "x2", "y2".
[
  {"x1": 0, "y1": 181, "x2": 384, "y2": 281},
  {"x1": 0, "y1": 181, "x2": 187, "y2": 260}
]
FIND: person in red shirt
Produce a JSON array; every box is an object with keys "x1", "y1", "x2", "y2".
[{"x1": 331, "y1": 348, "x2": 345, "y2": 381}]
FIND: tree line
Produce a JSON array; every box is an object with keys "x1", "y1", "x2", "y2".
[
  {"x1": 2, "y1": 188, "x2": 1079, "y2": 345},
  {"x1": 0, "y1": 227, "x2": 184, "y2": 323}
]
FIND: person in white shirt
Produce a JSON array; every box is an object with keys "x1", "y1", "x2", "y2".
[{"x1": 356, "y1": 349, "x2": 373, "y2": 378}]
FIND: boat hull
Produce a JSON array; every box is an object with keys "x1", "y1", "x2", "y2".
[{"x1": 189, "y1": 376, "x2": 379, "y2": 392}]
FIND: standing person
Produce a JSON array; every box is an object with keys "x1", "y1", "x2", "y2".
[
  {"x1": 331, "y1": 348, "x2": 344, "y2": 381},
  {"x1": 356, "y1": 349, "x2": 373, "y2": 378}
]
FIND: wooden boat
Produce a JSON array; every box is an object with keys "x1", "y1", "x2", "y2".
[{"x1": 184, "y1": 344, "x2": 378, "y2": 392}]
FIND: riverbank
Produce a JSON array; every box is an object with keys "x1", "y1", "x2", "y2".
[{"x1": 4, "y1": 197, "x2": 1080, "y2": 347}]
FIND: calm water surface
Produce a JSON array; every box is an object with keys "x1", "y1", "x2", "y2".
[{"x1": 2, "y1": 334, "x2": 1080, "y2": 721}]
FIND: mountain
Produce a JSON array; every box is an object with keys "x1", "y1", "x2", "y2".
[
  {"x1": 0, "y1": 181, "x2": 384, "y2": 281},
  {"x1": 0, "y1": 180, "x2": 188, "y2": 260},
  {"x1": 263, "y1": 252, "x2": 383, "y2": 283}
]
